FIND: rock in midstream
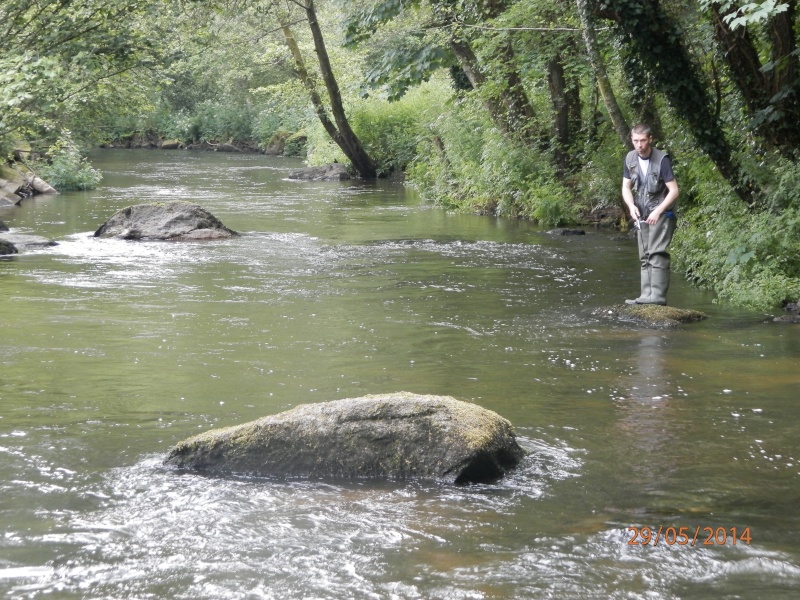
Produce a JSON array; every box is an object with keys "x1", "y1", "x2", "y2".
[
  {"x1": 165, "y1": 393, "x2": 526, "y2": 484},
  {"x1": 94, "y1": 201, "x2": 238, "y2": 241}
]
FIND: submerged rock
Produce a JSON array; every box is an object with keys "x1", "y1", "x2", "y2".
[
  {"x1": 165, "y1": 392, "x2": 526, "y2": 484},
  {"x1": 592, "y1": 304, "x2": 708, "y2": 328},
  {"x1": 0, "y1": 232, "x2": 57, "y2": 250},
  {"x1": 547, "y1": 228, "x2": 586, "y2": 236},
  {"x1": 774, "y1": 314, "x2": 800, "y2": 323},
  {"x1": 288, "y1": 163, "x2": 350, "y2": 181},
  {"x1": 94, "y1": 201, "x2": 238, "y2": 241},
  {"x1": 0, "y1": 238, "x2": 18, "y2": 255}
]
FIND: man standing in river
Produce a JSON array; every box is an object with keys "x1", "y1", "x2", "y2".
[{"x1": 622, "y1": 124, "x2": 679, "y2": 305}]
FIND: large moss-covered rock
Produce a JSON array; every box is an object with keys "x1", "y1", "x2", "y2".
[
  {"x1": 264, "y1": 129, "x2": 290, "y2": 155},
  {"x1": 94, "y1": 201, "x2": 238, "y2": 241},
  {"x1": 592, "y1": 304, "x2": 708, "y2": 328},
  {"x1": 165, "y1": 393, "x2": 526, "y2": 484}
]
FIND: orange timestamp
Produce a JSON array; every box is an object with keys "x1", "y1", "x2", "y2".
[{"x1": 627, "y1": 526, "x2": 752, "y2": 547}]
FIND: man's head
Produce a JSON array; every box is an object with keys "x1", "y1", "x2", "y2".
[{"x1": 631, "y1": 124, "x2": 654, "y2": 159}]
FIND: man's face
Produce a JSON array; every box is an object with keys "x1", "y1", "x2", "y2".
[{"x1": 631, "y1": 132, "x2": 653, "y2": 158}]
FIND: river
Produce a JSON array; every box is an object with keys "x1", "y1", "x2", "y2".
[{"x1": 1, "y1": 149, "x2": 799, "y2": 599}]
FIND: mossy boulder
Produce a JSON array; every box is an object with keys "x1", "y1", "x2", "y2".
[
  {"x1": 94, "y1": 201, "x2": 238, "y2": 241},
  {"x1": 283, "y1": 131, "x2": 307, "y2": 157},
  {"x1": 592, "y1": 304, "x2": 708, "y2": 328},
  {"x1": 264, "y1": 129, "x2": 291, "y2": 155},
  {"x1": 164, "y1": 392, "x2": 526, "y2": 484}
]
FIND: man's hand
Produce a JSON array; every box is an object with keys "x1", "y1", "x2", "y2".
[
  {"x1": 645, "y1": 180, "x2": 679, "y2": 224},
  {"x1": 644, "y1": 208, "x2": 661, "y2": 225}
]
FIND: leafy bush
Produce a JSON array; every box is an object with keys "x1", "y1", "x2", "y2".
[
  {"x1": 186, "y1": 100, "x2": 254, "y2": 143},
  {"x1": 573, "y1": 134, "x2": 628, "y2": 215},
  {"x1": 0, "y1": 137, "x2": 13, "y2": 162},
  {"x1": 303, "y1": 81, "x2": 440, "y2": 176},
  {"x1": 672, "y1": 155, "x2": 800, "y2": 309},
  {"x1": 406, "y1": 89, "x2": 574, "y2": 225},
  {"x1": 348, "y1": 88, "x2": 434, "y2": 176},
  {"x1": 251, "y1": 80, "x2": 310, "y2": 151},
  {"x1": 33, "y1": 136, "x2": 102, "y2": 191}
]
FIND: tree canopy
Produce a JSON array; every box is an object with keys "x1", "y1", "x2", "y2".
[{"x1": 0, "y1": 0, "x2": 172, "y2": 143}]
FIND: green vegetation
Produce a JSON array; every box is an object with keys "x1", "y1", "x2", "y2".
[
  {"x1": 31, "y1": 136, "x2": 103, "y2": 191},
  {"x1": 2, "y1": 0, "x2": 800, "y2": 309}
]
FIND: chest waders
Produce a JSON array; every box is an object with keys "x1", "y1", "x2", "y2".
[{"x1": 624, "y1": 148, "x2": 676, "y2": 306}]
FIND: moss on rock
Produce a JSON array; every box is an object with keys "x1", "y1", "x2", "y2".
[
  {"x1": 592, "y1": 304, "x2": 708, "y2": 328},
  {"x1": 165, "y1": 392, "x2": 526, "y2": 484}
]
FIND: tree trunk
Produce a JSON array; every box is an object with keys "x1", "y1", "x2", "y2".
[
  {"x1": 280, "y1": 24, "x2": 339, "y2": 141},
  {"x1": 303, "y1": 0, "x2": 377, "y2": 178},
  {"x1": 576, "y1": 0, "x2": 631, "y2": 150},
  {"x1": 769, "y1": 3, "x2": 797, "y2": 94},
  {"x1": 495, "y1": 39, "x2": 538, "y2": 144},
  {"x1": 448, "y1": 38, "x2": 511, "y2": 137},
  {"x1": 709, "y1": 1, "x2": 800, "y2": 156},
  {"x1": 436, "y1": 0, "x2": 537, "y2": 148},
  {"x1": 448, "y1": 36, "x2": 537, "y2": 147},
  {"x1": 279, "y1": 4, "x2": 377, "y2": 178},
  {"x1": 709, "y1": 4, "x2": 767, "y2": 113},
  {"x1": 547, "y1": 56, "x2": 581, "y2": 173}
]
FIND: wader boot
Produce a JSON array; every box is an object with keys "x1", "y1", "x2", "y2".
[
  {"x1": 625, "y1": 265, "x2": 651, "y2": 304},
  {"x1": 626, "y1": 218, "x2": 676, "y2": 305},
  {"x1": 649, "y1": 266, "x2": 670, "y2": 306}
]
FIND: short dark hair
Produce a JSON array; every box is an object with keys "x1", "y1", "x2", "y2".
[{"x1": 631, "y1": 123, "x2": 652, "y2": 137}]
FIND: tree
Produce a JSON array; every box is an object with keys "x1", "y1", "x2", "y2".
[
  {"x1": 344, "y1": 0, "x2": 541, "y2": 148},
  {"x1": 575, "y1": 0, "x2": 630, "y2": 149},
  {"x1": 705, "y1": 0, "x2": 800, "y2": 156},
  {"x1": 278, "y1": 0, "x2": 378, "y2": 178},
  {"x1": 516, "y1": 0, "x2": 584, "y2": 173},
  {"x1": 0, "y1": 0, "x2": 165, "y2": 145}
]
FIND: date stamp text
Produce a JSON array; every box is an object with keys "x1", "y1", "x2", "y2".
[{"x1": 627, "y1": 526, "x2": 752, "y2": 547}]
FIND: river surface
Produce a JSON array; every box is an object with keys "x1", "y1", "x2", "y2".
[{"x1": 1, "y1": 150, "x2": 799, "y2": 599}]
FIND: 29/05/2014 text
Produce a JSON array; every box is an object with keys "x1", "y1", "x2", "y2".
[{"x1": 627, "y1": 526, "x2": 752, "y2": 547}]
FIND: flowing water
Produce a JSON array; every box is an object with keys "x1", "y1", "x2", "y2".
[{"x1": 1, "y1": 150, "x2": 799, "y2": 599}]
